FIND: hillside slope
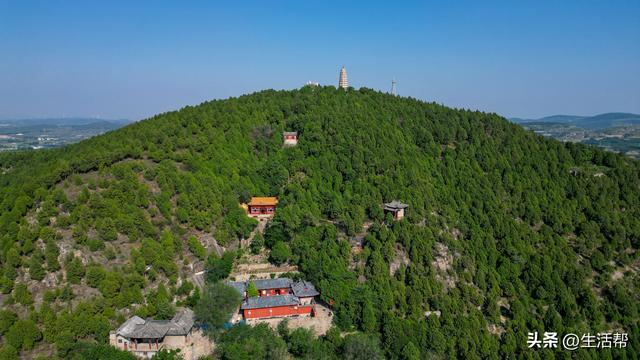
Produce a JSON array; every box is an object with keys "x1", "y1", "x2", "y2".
[{"x1": 0, "y1": 87, "x2": 639, "y2": 359}]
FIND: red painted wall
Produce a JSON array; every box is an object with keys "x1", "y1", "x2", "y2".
[
  {"x1": 261, "y1": 289, "x2": 274, "y2": 296},
  {"x1": 249, "y1": 205, "x2": 276, "y2": 215},
  {"x1": 259, "y1": 288, "x2": 291, "y2": 296},
  {"x1": 243, "y1": 305, "x2": 313, "y2": 319}
]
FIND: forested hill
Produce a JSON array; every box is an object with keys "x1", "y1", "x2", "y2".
[{"x1": 0, "y1": 86, "x2": 638, "y2": 359}]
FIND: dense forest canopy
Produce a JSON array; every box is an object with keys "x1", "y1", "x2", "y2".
[{"x1": 0, "y1": 86, "x2": 638, "y2": 359}]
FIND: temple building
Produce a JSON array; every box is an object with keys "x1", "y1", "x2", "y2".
[
  {"x1": 383, "y1": 200, "x2": 409, "y2": 220},
  {"x1": 109, "y1": 309, "x2": 212, "y2": 359},
  {"x1": 339, "y1": 67, "x2": 348, "y2": 89},
  {"x1": 228, "y1": 278, "x2": 319, "y2": 320},
  {"x1": 243, "y1": 197, "x2": 278, "y2": 218},
  {"x1": 283, "y1": 131, "x2": 298, "y2": 146}
]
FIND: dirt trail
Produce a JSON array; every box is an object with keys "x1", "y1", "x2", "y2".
[{"x1": 240, "y1": 219, "x2": 268, "y2": 248}]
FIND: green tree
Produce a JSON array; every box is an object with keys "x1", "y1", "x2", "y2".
[
  {"x1": 5, "y1": 319, "x2": 42, "y2": 351},
  {"x1": 246, "y1": 281, "x2": 259, "y2": 298},
  {"x1": 0, "y1": 276, "x2": 13, "y2": 294},
  {"x1": 29, "y1": 250, "x2": 46, "y2": 281},
  {"x1": 176, "y1": 281, "x2": 194, "y2": 297},
  {"x1": 0, "y1": 345, "x2": 18, "y2": 360},
  {"x1": 204, "y1": 251, "x2": 235, "y2": 283},
  {"x1": 401, "y1": 342, "x2": 421, "y2": 360},
  {"x1": 59, "y1": 284, "x2": 75, "y2": 301},
  {"x1": 154, "y1": 284, "x2": 176, "y2": 320},
  {"x1": 342, "y1": 333, "x2": 384, "y2": 360},
  {"x1": 73, "y1": 342, "x2": 137, "y2": 360},
  {"x1": 3, "y1": 247, "x2": 20, "y2": 280},
  {"x1": 217, "y1": 323, "x2": 288, "y2": 360},
  {"x1": 287, "y1": 327, "x2": 315, "y2": 357},
  {"x1": 250, "y1": 232, "x2": 264, "y2": 255},
  {"x1": 65, "y1": 256, "x2": 85, "y2": 284},
  {"x1": 98, "y1": 272, "x2": 122, "y2": 300},
  {"x1": 97, "y1": 217, "x2": 118, "y2": 242},
  {"x1": 13, "y1": 283, "x2": 33, "y2": 306},
  {"x1": 269, "y1": 241, "x2": 291, "y2": 265},
  {"x1": 152, "y1": 349, "x2": 184, "y2": 360},
  {"x1": 194, "y1": 282, "x2": 241, "y2": 333},
  {"x1": 55, "y1": 330, "x2": 76, "y2": 357},
  {"x1": 361, "y1": 299, "x2": 377, "y2": 333},
  {"x1": 0, "y1": 310, "x2": 17, "y2": 335},
  {"x1": 44, "y1": 238, "x2": 60, "y2": 271},
  {"x1": 86, "y1": 265, "x2": 106, "y2": 288},
  {"x1": 188, "y1": 236, "x2": 206, "y2": 260}
]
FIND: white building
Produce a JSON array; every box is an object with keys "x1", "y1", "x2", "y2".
[{"x1": 339, "y1": 67, "x2": 348, "y2": 89}]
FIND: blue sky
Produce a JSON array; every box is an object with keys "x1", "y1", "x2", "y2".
[{"x1": 1, "y1": 0, "x2": 639, "y2": 120}]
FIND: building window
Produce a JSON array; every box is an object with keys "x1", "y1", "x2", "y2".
[
  {"x1": 267, "y1": 207, "x2": 274, "y2": 213},
  {"x1": 118, "y1": 339, "x2": 123, "y2": 343}
]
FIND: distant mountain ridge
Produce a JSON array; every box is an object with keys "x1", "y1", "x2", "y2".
[
  {"x1": 510, "y1": 112, "x2": 640, "y2": 129},
  {"x1": 0, "y1": 117, "x2": 130, "y2": 127}
]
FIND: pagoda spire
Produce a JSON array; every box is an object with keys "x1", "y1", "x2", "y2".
[{"x1": 339, "y1": 66, "x2": 348, "y2": 89}]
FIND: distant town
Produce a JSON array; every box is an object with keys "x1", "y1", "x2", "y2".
[
  {"x1": 0, "y1": 118, "x2": 128, "y2": 151},
  {"x1": 511, "y1": 113, "x2": 640, "y2": 159}
]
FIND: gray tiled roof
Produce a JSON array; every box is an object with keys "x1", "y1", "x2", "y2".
[
  {"x1": 121, "y1": 319, "x2": 170, "y2": 339},
  {"x1": 116, "y1": 309, "x2": 194, "y2": 339},
  {"x1": 116, "y1": 316, "x2": 146, "y2": 337},
  {"x1": 227, "y1": 278, "x2": 293, "y2": 294},
  {"x1": 383, "y1": 200, "x2": 409, "y2": 211},
  {"x1": 283, "y1": 131, "x2": 298, "y2": 136},
  {"x1": 227, "y1": 281, "x2": 247, "y2": 296},
  {"x1": 253, "y1": 278, "x2": 293, "y2": 290},
  {"x1": 241, "y1": 294, "x2": 301, "y2": 310},
  {"x1": 291, "y1": 280, "x2": 319, "y2": 297},
  {"x1": 166, "y1": 309, "x2": 195, "y2": 336}
]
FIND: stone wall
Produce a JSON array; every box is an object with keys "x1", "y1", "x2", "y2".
[{"x1": 163, "y1": 329, "x2": 213, "y2": 360}]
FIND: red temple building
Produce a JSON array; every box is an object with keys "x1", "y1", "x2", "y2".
[
  {"x1": 228, "y1": 278, "x2": 319, "y2": 320},
  {"x1": 283, "y1": 131, "x2": 298, "y2": 146},
  {"x1": 243, "y1": 197, "x2": 278, "y2": 218}
]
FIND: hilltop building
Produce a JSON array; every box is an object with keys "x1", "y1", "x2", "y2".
[
  {"x1": 242, "y1": 197, "x2": 278, "y2": 218},
  {"x1": 283, "y1": 131, "x2": 298, "y2": 146},
  {"x1": 339, "y1": 67, "x2": 348, "y2": 89},
  {"x1": 109, "y1": 309, "x2": 212, "y2": 359},
  {"x1": 383, "y1": 200, "x2": 409, "y2": 220},
  {"x1": 228, "y1": 278, "x2": 319, "y2": 320}
]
